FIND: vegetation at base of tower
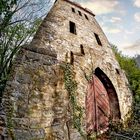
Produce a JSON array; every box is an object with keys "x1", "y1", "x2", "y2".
[
  {"x1": 60, "y1": 62, "x2": 86, "y2": 138},
  {"x1": 109, "y1": 44, "x2": 140, "y2": 140},
  {"x1": 0, "y1": 0, "x2": 52, "y2": 101}
]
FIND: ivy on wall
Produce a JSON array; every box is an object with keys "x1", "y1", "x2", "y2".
[{"x1": 60, "y1": 62, "x2": 85, "y2": 138}]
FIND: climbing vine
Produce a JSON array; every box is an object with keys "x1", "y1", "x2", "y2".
[{"x1": 60, "y1": 62, "x2": 85, "y2": 138}]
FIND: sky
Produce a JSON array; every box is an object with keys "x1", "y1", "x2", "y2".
[{"x1": 68, "y1": 0, "x2": 140, "y2": 57}]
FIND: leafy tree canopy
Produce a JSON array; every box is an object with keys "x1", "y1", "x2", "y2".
[{"x1": 0, "y1": 0, "x2": 53, "y2": 100}]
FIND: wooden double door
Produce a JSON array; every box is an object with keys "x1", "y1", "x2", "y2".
[{"x1": 86, "y1": 75, "x2": 111, "y2": 134}]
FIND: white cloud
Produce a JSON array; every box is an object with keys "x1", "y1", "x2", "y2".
[
  {"x1": 110, "y1": 17, "x2": 122, "y2": 23},
  {"x1": 125, "y1": 30, "x2": 134, "y2": 34},
  {"x1": 79, "y1": 0, "x2": 119, "y2": 15},
  {"x1": 134, "y1": 0, "x2": 140, "y2": 7},
  {"x1": 122, "y1": 39, "x2": 140, "y2": 56},
  {"x1": 124, "y1": 39, "x2": 140, "y2": 50},
  {"x1": 102, "y1": 26, "x2": 122, "y2": 34},
  {"x1": 135, "y1": 26, "x2": 140, "y2": 30},
  {"x1": 134, "y1": 12, "x2": 140, "y2": 22}
]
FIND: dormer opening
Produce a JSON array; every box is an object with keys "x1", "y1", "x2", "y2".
[
  {"x1": 78, "y1": 11, "x2": 82, "y2": 16},
  {"x1": 72, "y1": 7, "x2": 75, "y2": 13},
  {"x1": 84, "y1": 14, "x2": 89, "y2": 20}
]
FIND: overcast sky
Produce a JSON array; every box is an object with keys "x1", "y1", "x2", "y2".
[{"x1": 68, "y1": 0, "x2": 140, "y2": 57}]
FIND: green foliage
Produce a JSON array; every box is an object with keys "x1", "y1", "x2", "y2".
[
  {"x1": 112, "y1": 45, "x2": 140, "y2": 104},
  {"x1": 0, "y1": 19, "x2": 41, "y2": 99},
  {"x1": 0, "y1": 0, "x2": 17, "y2": 32},
  {"x1": 110, "y1": 44, "x2": 140, "y2": 139},
  {"x1": 0, "y1": 0, "x2": 45, "y2": 100},
  {"x1": 60, "y1": 63, "x2": 85, "y2": 138},
  {"x1": 107, "y1": 120, "x2": 140, "y2": 140}
]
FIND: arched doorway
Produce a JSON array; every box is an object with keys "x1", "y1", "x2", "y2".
[{"x1": 86, "y1": 67, "x2": 121, "y2": 134}]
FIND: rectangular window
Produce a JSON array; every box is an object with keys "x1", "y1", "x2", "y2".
[
  {"x1": 72, "y1": 8, "x2": 75, "y2": 13},
  {"x1": 69, "y1": 21, "x2": 76, "y2": 34},
  {"x1": 78, "y1": 11, "x2": 82, "y2": 16},
  {"x1": 85, "y1": 14, "x2": 89, "y2": 20},
  {"x1": 94, "y1": 33, "x2": 102, "y2": 46}
]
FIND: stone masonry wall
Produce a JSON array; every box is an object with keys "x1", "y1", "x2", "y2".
[{"x1": 0, "y1": 0, "x2": 132, "y2": 139}]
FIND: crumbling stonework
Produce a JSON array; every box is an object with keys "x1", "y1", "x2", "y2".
[{"x1": 0, "y1": 0, "x2": 132, "y2": 139}]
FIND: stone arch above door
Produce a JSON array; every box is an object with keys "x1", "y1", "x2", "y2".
[
  {"x1": 95, "y1": 67, "x2": 121, "y2": 120},
  {"x1": 86, "y1": 67, "x2": 121, "y2": 134}
]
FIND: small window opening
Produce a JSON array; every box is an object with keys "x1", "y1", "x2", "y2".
[
  {"x1": 72, "y1": 8, "x2": 75, "y2": 13},
  {"x1": 80, "y1": 45, "x2": 85, "y2": 55},
  {"x1": 85, "y1": 14, "x2": 89, "y2": 20},
  {"x1": 78, "y1": 11, "x2": 82, "y2": 16},
  {"x1": 69, "y1": 21, "x2": 76, "y2": 34},
  {"x1": 116, "y1": 69, "x2": 120, "y2": 75},
  {"x1": 94, "y1": 33, "x2": 102, "y2": 46},
  {"x1": 70, "y1": 51, "x2": 74, "y2": 65}
]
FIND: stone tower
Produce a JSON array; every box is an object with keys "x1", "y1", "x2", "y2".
[{"x1": 0, "y1": 0, "x2": 132, "y2": 139}]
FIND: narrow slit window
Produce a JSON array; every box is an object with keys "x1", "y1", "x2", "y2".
[
  {"x1": 116, "y1": 69, "x2": 120, "y2": 75},
  {"x1": 70, "y1": 51, "x2": 74, "y2": 65},
  {"x1": 78, "y1": 11, "x2": 82, "y2": 16},
  {"x1": 69, "y1": 21, "x2": 76, "y2": 34},
  {"x1": 85, "y1": 14, "x2": 89, "y2": 20},
  {"x1": 94, "y1": 33, "x2": 102, "y2": 46},
  {"x1": 80, "y1": 45, "x2": 85, "y2": 55},
  {"x1": 72, "y1": 8, "x2": 75, "y2": 13}
]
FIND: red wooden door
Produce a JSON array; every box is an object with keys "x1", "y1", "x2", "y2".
[{"x1": 86, "y1": 75, "x2": 110, "y2": 134}]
